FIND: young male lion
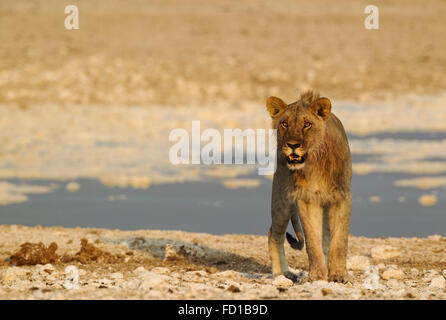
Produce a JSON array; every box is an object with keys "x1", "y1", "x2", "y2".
[{"x1": 266, "y1": 91, "x2": 352, "y2": 283}]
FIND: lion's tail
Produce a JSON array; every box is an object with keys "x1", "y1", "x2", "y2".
[{"x1": 286, "y1": 212, "x2": 305, "y2": 250}]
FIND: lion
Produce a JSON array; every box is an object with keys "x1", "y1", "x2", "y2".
[{"x1": 266, "y1": 91, "x2": 352, "y2": 283}]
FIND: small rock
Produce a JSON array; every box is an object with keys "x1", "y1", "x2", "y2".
[
  {"x1": 428, "y1": 276, "x2": 445, "y2": 290},
  {"x1": 312, "y1": 280, "x2": 329, "y2": 286},
  {"x1": 119, "y1": 241, "x2": 129, "y2": 248},
  {"x1": 133, "y1": 266, "x2": 147, "y2": 275},
  {"x1": 371, "y1": 245, "x2": 400, "y2": 260},
  {"x1": 164, "y1": 244, "x2": 184, "y2": 261},
  {"x1": 272, "y1": 275, "x2": 294, "y2": 288},
  {"x1": 382, "y1": 268, "x2": 405, "y2": 280},
  {"x1": 64, "y1": 265, "x2": 80, "y2": 289},
  {"x1": 363, "y1": 269, "x2": 384, "y2": 288},
  {"x1": 410, "y1": 268, "x2": 419, "y2": 277},
  {"x1": 139, "y1": 272, "x2": 170, "y2": 290},
  {"x1": 423, "y1": 270, "x2": 439, "y2": 282},
  {"x1": 186, "y1": 270, "x2": 208, "y2": 277},
  {"x1": 259, "y1": 285, "x2": 279, "y2": 299},
  {"x1": 427, "y1": 235, "x2": 442, "y2": 241},
  {"x1": 122, "y1": 279, "x2": 141, "y2": 290},
  {"x1": 152, "y1": 267, "x2": 170, "y2": 275},
  {"x1": 347, "y1": 255, "x2": 370, "y2": 271},
  {"x1": 227, "y1": 284, "x2": 241, "y2": 293},
  {"x1": 405, "y1": 280, "x2": 417, "y2": 287},
  {"x1": 321, "y1": 288, "x2": 333, "y2": 296},
  {"x1": 377, "y1": 263, "x2": 386, "y2": 271},
  {"x1": 37, "y1": 264, "x2": 56, "y2": 275},
  {"x1": 110, "y1": 272, "x2": 123, "y2": 280},
  {"x1": 97, "y1": 278, "x2": 114, "y2": 288},
  {"x1": 386, "y1": 279, "x2": 405, "y2": 290},
  {"x1": 214, "y1": 270, "x2": 241, "y2": 279}
]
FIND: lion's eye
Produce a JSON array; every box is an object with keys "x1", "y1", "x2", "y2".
[
  {"x1": 281, "y1": 121, "x2": 288, "y2": 128},
  {"x1": 304, "y1": 121, "x2": 312, "y2": 129}
]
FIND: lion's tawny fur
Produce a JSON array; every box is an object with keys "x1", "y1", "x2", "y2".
[{"x1": 266, "y1": 91, "x2": 352, "y2": 283}]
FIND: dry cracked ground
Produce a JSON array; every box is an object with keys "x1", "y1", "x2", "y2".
[{"x1": 0, "y1": 225, "x2": 445, "y2": 299}]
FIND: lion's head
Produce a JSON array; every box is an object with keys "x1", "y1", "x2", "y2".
[{"x1": 266, "y1": 91, "x2": 332, "y2": 170}]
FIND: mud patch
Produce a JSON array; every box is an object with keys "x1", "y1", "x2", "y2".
[
  {"x1": 6, "y1": 239, "x2": 124, "y2": 266},
  {"x1": 61, "y1": 239, "x2": 124, "y2": 264},
  {"x1": 7, "y1": 242, "x2": 58, "y2": 266}
]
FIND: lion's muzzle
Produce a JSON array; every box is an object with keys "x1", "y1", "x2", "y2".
[{"x1": 287, "y1": 152, "x2": 307, "y2": 165}]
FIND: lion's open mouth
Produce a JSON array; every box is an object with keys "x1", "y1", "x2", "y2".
[{"x1": 287, "y1": 153, "x2": 307, "y2": 164}]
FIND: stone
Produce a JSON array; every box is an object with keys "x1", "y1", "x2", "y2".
[
  {"x1": 139, "y1": 273, "x2": 170, "y2": 290},
  {"x1": 151, "y1": 267, "x2": 170, "y2": 274},
  {"x1": 122, "y1": 279, "x2": 141, "y2": 290},
  {"x1": 363, "y1": 266, "x2": 385, "y2": 290},
  {"x1": 428, "y1": 276, "x2": 445, "y2": 290},
  {"x1": 386, "y1": 279, "x2": 405, "y2": 290},
  {"x1": 164, "y1": 244, "x2": 184, "y2": 261},
  {"x1": 371, "y1": 245, "x2": 400, "y2": 260},
  {"x1": 377, "y1": 263, "x2": 386, "y2": 270},
  {"x1": 37, "y1": 264, "x2": 56, "y2": 276},
  {"x1": 110, "y1": 272, "x2": 123, "y2": 280},
  {"x1": 259, "y1": 285, "x2": 279, "y2": 299},
  {"x1": 64, "y1": 265, "x2": 80, "y2": 289},
  {"x1": 382, "y1": 268, "x2": 405, "y2": 280},
  {"x1": 214, "y1": 270, "x2": 241, "y2": 279},
  {"x1": 423, "y1": 270, "x2": 439, "y2": 282},
  {"x1": 347, "y1": 255, "x2": 370, "y2": 271},
  {"x1": 185, "y1": 270, "x2": 208, "y2": 277},
  {"x1": 410, "y1": 268, "x2": 419, "y2": 277},
  {"x1": 133, "y1": 266, "x2": 147, "y2": 275},
  {"x1": 272, "y1": 275, "x2": 294, "y2": 288}
]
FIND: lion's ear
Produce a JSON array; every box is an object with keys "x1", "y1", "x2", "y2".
[
  {"x1": 266, "y1": 96, "x2": 287, "y2": 119},
  {"x1": 310, "y1": 97, "x2": 331, "y2": 120}
]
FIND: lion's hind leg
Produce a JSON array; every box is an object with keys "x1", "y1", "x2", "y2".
[{"x1": 286, "y1": 206, "x2": 305, "y2": 250}]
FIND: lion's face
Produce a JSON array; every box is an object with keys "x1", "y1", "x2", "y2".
[{"x1": 266, "y1": 94, "x2": 331, "y2": 170}]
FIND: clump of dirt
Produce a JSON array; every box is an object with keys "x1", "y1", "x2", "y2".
[
  {"x1": 6, "y1": 239, "x2": 124, "y2": 266},
  {"x1": 61, "y1": 238, "x2": 123, "y2": 264},
  {"x1": 8, "y1": 242, "x2": 59, "y2": 266}
]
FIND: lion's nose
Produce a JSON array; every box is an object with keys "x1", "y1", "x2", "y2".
[{"x1": 287, "y1": 142, "x2": 301, "y2": 149}]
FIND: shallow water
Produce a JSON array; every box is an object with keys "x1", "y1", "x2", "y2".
[
  {"x1": 1, "y1": 170, "x2": 444, "y2": 238},
  {"x1": 1, "y1": 129, "x2": 445, "y2": 238}
]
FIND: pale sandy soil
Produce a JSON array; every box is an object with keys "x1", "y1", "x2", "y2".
[
  {"x1": 1, "y1": 0, "x2": 446, "y2": 107},
  {"x1": 0, "y1": 225, "x2": 445, "y2": 299}
]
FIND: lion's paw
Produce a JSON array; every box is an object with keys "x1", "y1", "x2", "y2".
[{"x1": 328, "y1": 273, "x2": 350, "y2": 284}]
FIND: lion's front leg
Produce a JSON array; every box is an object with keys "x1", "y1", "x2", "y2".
[
  {"x1": 327, "y1": 198, "x2": 351, "y2": 283},
  {"x1": 297, "y1": 200, "x2": 328, "y2": 281},
  {"x1": 268, "y1": 214, "x2": 290, "y2": 278}
]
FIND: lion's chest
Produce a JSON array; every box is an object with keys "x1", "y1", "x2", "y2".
[{"x1": 287, "y1": 172, "x2": 342, "y2": 205}]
